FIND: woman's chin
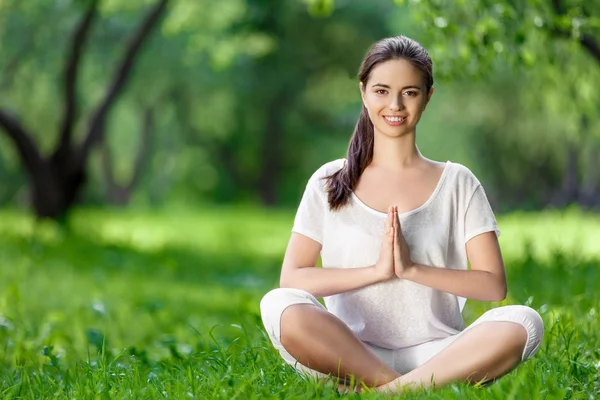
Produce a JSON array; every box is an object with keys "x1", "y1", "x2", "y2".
[{"x1": 376, "y1": 128, "x2": 412, "y2": 139}]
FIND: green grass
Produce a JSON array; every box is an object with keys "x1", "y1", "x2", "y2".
[{"x1": 0, "y1": 206, "x2": 598, "y2": 399}]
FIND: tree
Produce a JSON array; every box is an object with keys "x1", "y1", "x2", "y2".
[
  {"x1": 162, "y1": 0, "x2": 396, "y2": 206},
  {"x1": 101, "y1": 106, "x2": 154, "y2": 205},
  {"x1": 0, "y1": 0, "x2": 168, "y2": 219},
  {"x1": 389, "y1": 0, "x2": 600, "y2": 208}
]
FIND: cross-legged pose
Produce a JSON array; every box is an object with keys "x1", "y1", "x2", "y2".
[{"x1": 260, "y1": 35, "x2": 544, "y2": 393}]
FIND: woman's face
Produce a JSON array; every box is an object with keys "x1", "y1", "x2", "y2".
[{"x1": 360, "y1": 58, "x2": 433, "y2": 138}]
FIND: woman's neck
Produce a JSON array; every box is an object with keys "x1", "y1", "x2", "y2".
[{"x1": 370, "y1": 131, "x2": 423, "y2": 172}]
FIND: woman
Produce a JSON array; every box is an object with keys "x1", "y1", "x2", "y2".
[{"x1": 260, "y1": 35, "x2": 544, "y2": 392}]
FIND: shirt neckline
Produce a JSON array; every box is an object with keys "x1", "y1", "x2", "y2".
[{"x1": 350, "y1": 161, "x2": 452, "y2": 218}]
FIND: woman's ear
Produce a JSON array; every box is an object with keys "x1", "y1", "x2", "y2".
[
  {"x1": 359, "y1": 82, "x2": 366, "y2": 103},
  {"x1": 423, "y1": 86, "x2": 434, "y2": 111}
]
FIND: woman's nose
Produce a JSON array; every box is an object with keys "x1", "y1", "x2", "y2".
[{"x1": 389, "y1": 95, "x2": 404, "y2": 111}]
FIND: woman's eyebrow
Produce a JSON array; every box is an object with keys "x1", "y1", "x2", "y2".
[
  {"x1": 372, "y1": 83, "x2": 391, "y2": 88},
  {"x1": 371, "y1": 83, "x2": 422, "y2": 90}
]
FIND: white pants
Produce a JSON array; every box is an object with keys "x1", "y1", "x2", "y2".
[{"x1": 260, "y1": 288, "x2": 544, "y2": 377}]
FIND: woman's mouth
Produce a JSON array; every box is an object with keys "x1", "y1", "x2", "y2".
[{"x1": 383, "y1": 116, "x2": 406, "y2": 126}]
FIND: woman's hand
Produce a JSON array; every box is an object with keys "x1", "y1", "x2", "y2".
[
  {"x1": 392, "y1": 206, "x2": 415, "y2": 278},
  {"x1": 374, "y1": 206, "x2": 396, "y2": 281}
]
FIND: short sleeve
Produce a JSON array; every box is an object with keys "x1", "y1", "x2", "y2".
[
  {"x1": 291, "y1": 173, "x2": 327, "y2": 244},
  {"x1": 464, "y1": 185, "x2": 500, "y2": 243}
]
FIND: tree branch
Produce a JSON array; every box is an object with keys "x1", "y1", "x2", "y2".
[
  {"x1": 551, "y1": 0, "x2": 564, "y2": 15},
  {"x1": 127, "y1": 107, "x2": 153, "y2": 190},
  {"x1": 101, "y1": 107, "x2": 153, "y2": 204},
  {"x1": 580, "y1": 34, "x2": 600, "y2": 64},
  {"x1": 550, "y1": 0, "x2": 600, "y2": 63},
  {"x1": 169, "y1": 88, "x2": 245, "y2": 189},
  {"x1": 54, "y1": 0, "x2": 99, "y2": 161},
  {"x1": 0, "y1": 109, "x2": 44, "y2": 175},
  {"x1": 79, "y1": 0, "x2": 169, "y2": 164},
  {"x1": 100, "y1": 137, "x2": 116, "y2": 189}
]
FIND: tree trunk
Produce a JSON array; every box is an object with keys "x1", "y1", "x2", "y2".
[
  {"x1": 30, "y1": 155, "x2": 86, "y2": 218},
  {"x1": 553, "y1": 141, "x2": 579, "y2": 207},
  {"x1": 580, "y1": 145, "x2": 599, "y2": 208},
  {"x1": 257, "y1": 93, "x2": 287, "y2": 206},
  {"x1": 106, "y1": 186, "x2": 134, "y2": 206},
  {"x1": 101, "y1": 107, "x2": 154, "y2": 206}
]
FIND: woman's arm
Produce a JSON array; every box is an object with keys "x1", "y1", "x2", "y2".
[{"x1": 400, "y1": 231, "x2": 507, "y2": 301}]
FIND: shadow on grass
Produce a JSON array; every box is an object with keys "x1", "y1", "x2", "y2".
[
  {"x1": 505, "y1": 247, "x2": 599, "y2": 310},
  {"x1": 0, "y1": 226, "x2": 282, "y2": 291},
  {"x1": 1, "y1": 222, "x2": 598, "y2": 314}
]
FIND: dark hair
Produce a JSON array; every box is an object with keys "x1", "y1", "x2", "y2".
[{"x1": 325, "y1": 35, "x2": 433, "y2": 211}]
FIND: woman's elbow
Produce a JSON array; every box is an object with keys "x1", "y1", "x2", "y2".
[
  {"x1": 279, "y1": 270, "x2": 298, "y2": 289},
  {"x1": 279, "y1": 270, "x2": 315, "y2": 295},
  {"x1": 488, "y1": 281, "x2": 507, "y2": 302},
  {"x1": 490, "y1": 291, "x2": 507, "y2": 302}
]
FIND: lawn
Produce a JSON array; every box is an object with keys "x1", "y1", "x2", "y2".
[{"x1": 0, "y1": 206, "x2": 598, "y2": 399}]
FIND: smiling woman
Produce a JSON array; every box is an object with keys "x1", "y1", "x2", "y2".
[
  {"x1": 259, "y1": 35, "x2": 544, "y2": 393},
  {"x1": 360, "y1": 61, "x2": 432, "y2": 135}
]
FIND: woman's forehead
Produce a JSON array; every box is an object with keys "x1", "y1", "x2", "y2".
[{"x1": 367, "y1": 59, "x2": 424, "y2": 88}]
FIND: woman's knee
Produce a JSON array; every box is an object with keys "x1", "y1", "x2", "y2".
[
  {"x1": 512, "y1": 305, "x2": 544, "y2": 359},
  {"x1": 279, "y1": 304, "x2": 321, "y2": 349},
  {"x1": 260, "y1": 288, "x2": 319, "y2": 342},
  {"x1": 481, "y1": 305, "x2": 545, "y2": 360},
  {"x1": 260, "y1": 288, "x2": 317, "y2": 319}
]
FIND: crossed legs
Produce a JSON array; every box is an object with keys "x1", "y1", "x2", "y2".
[
  {"x1": 375, "y1": 321, "x2": 527, "y2": 391},
  {"x1": 261, "y1": 288, "x2": 544, "y2": 392},
  {"x1": 280, "y1": 304, "x2": 400, "y2": 387}
]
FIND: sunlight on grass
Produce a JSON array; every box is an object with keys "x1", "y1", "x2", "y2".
[
  {"x1": 0, "y1": 206, "x2": 598, "y2": 398},
  {"x1": 68, "y1": 207, "x2": 293, "y2": 258},
  {"x1": 499, "y1": 206, "x2": 600, "y2": 260}
]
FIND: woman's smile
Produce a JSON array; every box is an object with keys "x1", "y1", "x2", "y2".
[{"x1": 383, "y1": 116, "x2": 407, "y2": 126}]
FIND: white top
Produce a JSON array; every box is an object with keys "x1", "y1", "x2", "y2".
[{"x1": 291, "y1": 159, "x2": 500, "y2": 349}]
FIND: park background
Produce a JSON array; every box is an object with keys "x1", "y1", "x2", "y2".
[{"x1": 0, "y1": 0, "x2": 599, "y2": 398}]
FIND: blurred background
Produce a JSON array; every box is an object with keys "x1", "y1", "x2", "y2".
[
  {"x1": 1, "y1": 0, "x2": 598, "y2": 216},
  {"x1": 0, "y1": 0, "x2": 599, "y2": 397}
]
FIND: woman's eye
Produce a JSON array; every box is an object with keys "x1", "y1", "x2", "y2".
[
  {"x1": 375, "y1": 89, "x2": 387, "y2": 95},
  {"x1": 404, "y1": 91, "x2": 418, "y2": 97}
]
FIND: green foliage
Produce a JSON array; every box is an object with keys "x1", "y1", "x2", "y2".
[
  {"x1": 381, "y1": 0, "x2": 600, "y2": 209},
  {"x1": 305, "y1": 0, "x2": 335, "y2": 18},
  {"x1": 0, "y1": 0, "x2": 598, "y2": 212},
  {"x1": 0, "y1": 207, "x2": 598, "y2": 398},
  {"x1": 387, "y1": 0, "x2": 600, "y2": 141},
  {"x1": 0, "y1": 0, "x2": 401, "y2": 208}
]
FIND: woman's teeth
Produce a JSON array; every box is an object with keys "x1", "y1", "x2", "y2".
[{"x1": 385, "y1": 116, "x2": 405, "y2": 122}]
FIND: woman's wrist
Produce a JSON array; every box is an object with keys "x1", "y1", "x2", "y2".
[
  {"x1": 398, "y1": 262, "x2": 417, "y2": 280},
  {"x1": 372, "y1": 264, "x2": 395, "y2": 282}
]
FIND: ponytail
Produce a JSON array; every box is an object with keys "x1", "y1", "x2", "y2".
[{"x1": 325, "y1": 105, "x2": 374, "y2": 210}]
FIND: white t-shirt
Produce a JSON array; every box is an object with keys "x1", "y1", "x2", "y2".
[{"x1": 291, "y1": 159, "x2": 500, "y2": 350}]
